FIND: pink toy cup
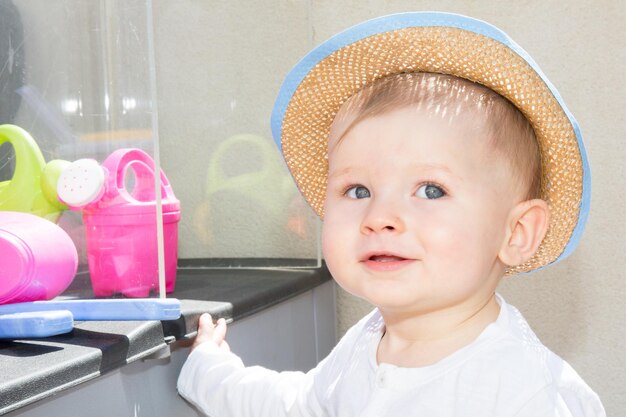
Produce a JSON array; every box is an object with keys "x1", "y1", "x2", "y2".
[
  {"x1": 0, "y1": 212, "x2": 78, "y2": 304},
  {"x1": 81, "y1": 149, "x2": 180, "y2": 298}
]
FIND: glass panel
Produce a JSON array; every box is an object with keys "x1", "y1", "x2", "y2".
[
  {"x1": 154, "y1": 0, "x2": 321, "y2": 268},
  {"x1": 0, "y1": 0, "x2": 165, "y2": 300},
  {"x1": 0, "y1": 0, "x2": 322, "y2": 310}
]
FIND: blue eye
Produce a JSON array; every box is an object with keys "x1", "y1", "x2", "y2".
[
  {"x1": 346, "y1": 186, "x2": 370, "y2": 199},
  {"x1": 416, "y1": 184, "x2": 445, "y2": 199}
]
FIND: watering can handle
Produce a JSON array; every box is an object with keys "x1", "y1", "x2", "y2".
[
  {"x1": 0, "y1": 124, "x2": 68, "y2": 220},
  {"x1": 0, "y1": 124, "x2": 46, "y2": 197},
  {"x1": 102, "y1": 148, "x2": 175, "y2": 203}
]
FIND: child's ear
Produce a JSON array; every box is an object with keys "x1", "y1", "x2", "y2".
[{"x1": 498, "y1": 199, "x2": 550, "y2": 267}]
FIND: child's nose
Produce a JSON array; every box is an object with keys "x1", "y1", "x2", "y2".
[{"x1": 360, "y1": 198, "x2": 406, "y2": 235}]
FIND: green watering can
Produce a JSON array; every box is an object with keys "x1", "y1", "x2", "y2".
[{"x1": 0, "y1": 124, "x2": 70, "y2": 222}]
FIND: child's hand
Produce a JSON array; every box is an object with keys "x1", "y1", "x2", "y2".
[{"x1": 191, "y1": 313, "x2": 230, "y2": 353}]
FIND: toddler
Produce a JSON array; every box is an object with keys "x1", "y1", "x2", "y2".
[{"x1": 178, "y1": 12, "x2": 605, "y2": 417}]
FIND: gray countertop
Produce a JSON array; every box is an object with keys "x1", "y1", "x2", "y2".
[{"x1": 0, "y1": 261, "x2": 331, "y2": 415}]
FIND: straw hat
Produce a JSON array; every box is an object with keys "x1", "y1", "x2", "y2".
[{"x1": 271, "y1": 12, "x2": 590, "y2": 274}]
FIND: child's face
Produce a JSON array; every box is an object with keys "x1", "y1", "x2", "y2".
[{"x1": 322, "y1": 106, "x2": 523, "y2": 315}]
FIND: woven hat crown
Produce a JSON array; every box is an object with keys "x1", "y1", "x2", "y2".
[{"x1": 271, "y1": 12, "x2": 590, "y2": 274}]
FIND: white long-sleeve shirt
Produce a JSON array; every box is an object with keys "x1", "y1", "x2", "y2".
[{"x1": 177, "y1": 294, "x2": 606, "y2": 417}]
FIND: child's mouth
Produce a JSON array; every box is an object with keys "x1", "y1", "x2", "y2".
[
  {"x1": 362, "y1": 253, "x2": 414, "y2": 271},
  {"x1": 369, "y1": 255, "x2": 406, "y2": 262}
]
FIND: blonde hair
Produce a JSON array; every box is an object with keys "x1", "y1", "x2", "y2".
[{"x1": 331, "y1": 72, "x2": 541, "y2": 200}]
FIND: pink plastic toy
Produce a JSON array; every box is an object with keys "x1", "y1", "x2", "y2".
[
  {"x1": 0, "y1": 211, "x2": 78, "y2": 304},
  {"x1": 57, "y1": 148, "x2": 180, "y2": 298}
]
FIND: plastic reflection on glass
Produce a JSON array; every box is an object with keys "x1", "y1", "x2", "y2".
[{"x1": 153, "y1": 1, "x2": 321, "y2": 269}]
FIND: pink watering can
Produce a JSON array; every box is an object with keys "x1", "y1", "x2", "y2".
[
  {"x1": 57, "y1": 148, "x2": 180, "y2": 298},
  {"x1": 0, "y1": 211, "x2": 78, "y2": 305}
]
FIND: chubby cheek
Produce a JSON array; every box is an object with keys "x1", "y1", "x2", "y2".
[
  {"x1": 321, "y1": 211, "x2": 359, "y2": 289},
  {"x1": 320, "y1": 221, "x2": 336, "y2": 264},
  {"x1": 321, "y1": 215, "x2": 346, "y2": 268},
  {"x1": 429, "y1": 221, "x2": 472, "y2": 263},
  {"x1": 420, "y1": 212, "x2": 489, "y2": 270}
]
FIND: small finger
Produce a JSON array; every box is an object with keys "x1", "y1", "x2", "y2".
[
  {"x1": 212, "y1": 317, "x2": 228, "y2": 345},
  {"x1": 198, "y1": 313, "x2": 215, "y2": 333},
  {"x1": 191, "y1": 313, "x2": 214, "y2": 350}
]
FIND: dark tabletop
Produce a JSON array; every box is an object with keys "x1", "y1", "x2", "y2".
[{"x1": 0, "y1": 261, "x2": 331, "y2": 415}]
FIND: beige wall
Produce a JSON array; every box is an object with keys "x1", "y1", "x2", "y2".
[{"x1": 153, "y1": 1, "x2": 625, "y2": 414}]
